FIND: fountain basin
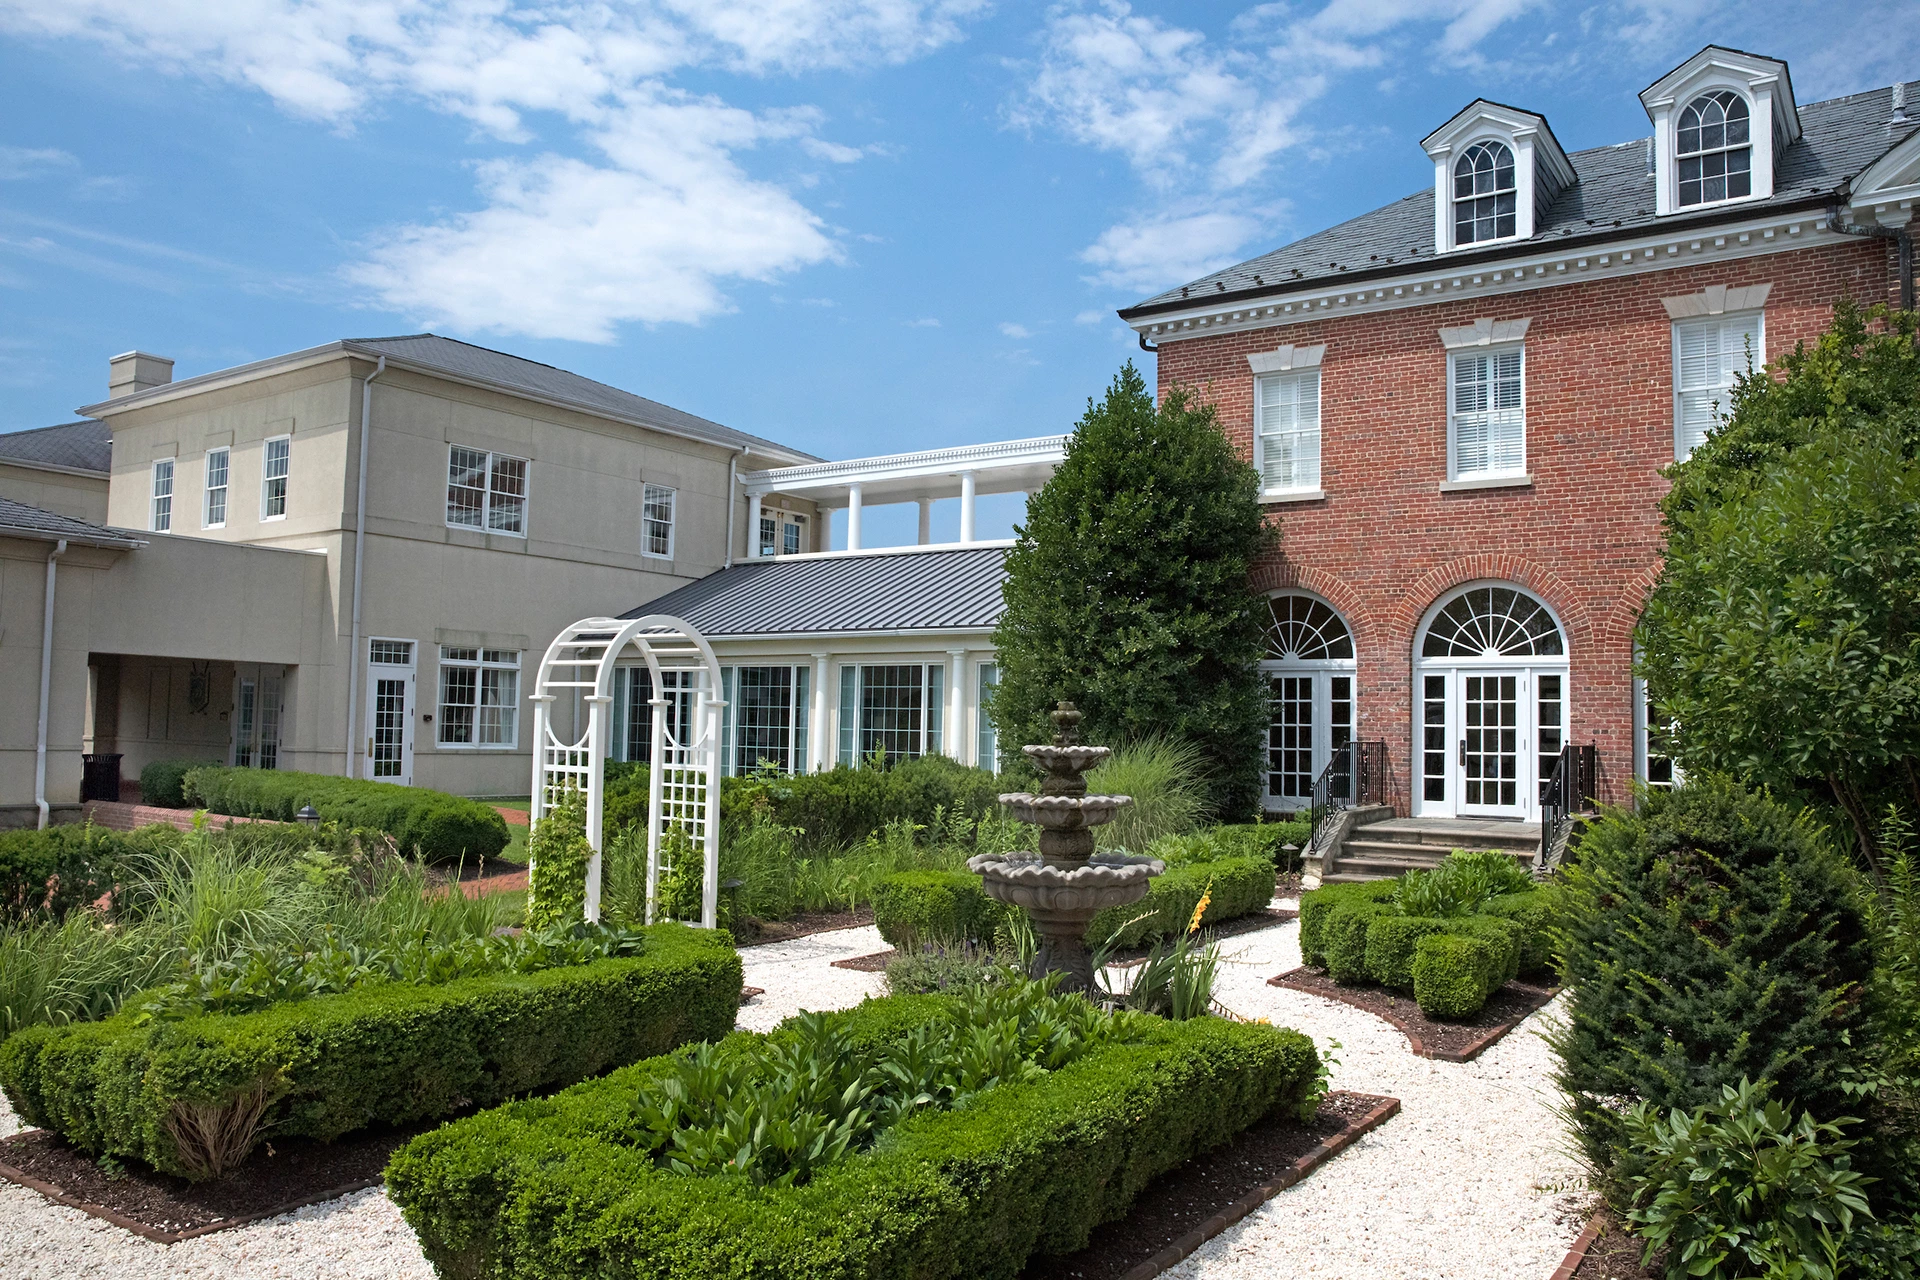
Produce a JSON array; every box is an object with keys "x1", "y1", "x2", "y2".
[
  {"x1": 1022, "y1": 744, "x2": 1112, "y2": 773},
  {"x1": 997, "y1": 793, "x2": 1133, "y2": 829},
  {"x1": 966, "y1": 851, "x2": 1164, "y2": 918}
]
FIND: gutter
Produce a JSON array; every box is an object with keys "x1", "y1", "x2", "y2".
[
  {"x1": 35, "y1": 539, "x2": 67, "y2": 828},
  {"x1": 1827, "y1": 205, "x2": 1916, "y2": 311},
  {"x1": 0, "y1": 523, "x2": 142, "y2": 550},
  {"x1": 344, "y1": 355, "x2": 385, "y2": 780}
]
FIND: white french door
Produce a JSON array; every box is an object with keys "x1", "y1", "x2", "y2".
[
  {"x1": 1458, "y1": 670, "x2": 1524, "y2": 817},
  {"x1": 1416, "y1": 666, "x2": 1567, "y2": 821},
  {"x1": 365, "y1": 639, "x2": 416, "y2": 785},
  {"x1": 232, "y1": 664, "x2": 286, "y2": 769},
  {"x1": 1263, "y1": 668, "x2": 1354, "y2": 812}
]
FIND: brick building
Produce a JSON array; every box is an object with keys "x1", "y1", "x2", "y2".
[{"x1": 1118, "y1": 46, "x2": 1919, "y2": 830}]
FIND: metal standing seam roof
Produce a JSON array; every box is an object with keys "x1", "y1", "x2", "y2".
[
  {"x1": 0, "y1": 420, "x2": 111, "y2": 473},
  {"x1": 0, "y1": 496, "x2": 143, "y2": 548},
  {"x1": 621, "y1": 546, "x2": 1010, "y2": 637},
  {"x1": 1121, "y1": 83, "x2": 1920, "y2": 319}
]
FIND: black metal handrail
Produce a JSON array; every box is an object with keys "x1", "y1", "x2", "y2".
[
  {"x1": 1306, "y1": 740, "x2": 1388, "y2": 858},
  {"x1": 1539, "y1": 742, "x2": 1597, "y2": 869}
]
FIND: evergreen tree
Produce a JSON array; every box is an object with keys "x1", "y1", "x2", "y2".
[{"x1": 990, "y1": 363, "x2": 1274, "y2": 819}]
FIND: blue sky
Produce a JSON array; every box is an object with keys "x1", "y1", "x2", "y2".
[{"x1": 3, "y1": 1, "x2": 1915, "y2": 545}]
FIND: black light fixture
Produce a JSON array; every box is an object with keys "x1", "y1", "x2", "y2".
[{"x1": 296, "y1": 804, "x2": 320, "y2": 827}]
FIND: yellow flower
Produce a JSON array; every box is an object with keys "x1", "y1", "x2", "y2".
[{"x1": 1187, "y1": 877, "x2": 1215, "y2": 935}]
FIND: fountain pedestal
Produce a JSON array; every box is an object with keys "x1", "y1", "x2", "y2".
[{"x1": 967, "y1": 701, "x2": 1163, "y2": 992}]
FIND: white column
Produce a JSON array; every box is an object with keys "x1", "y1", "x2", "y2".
[
  {"x1": 917, "y1": 498, "x2": 932, "y2": 545},
  {"x1": 583, "y1": 693, "x2": 611, "y2": 923},
  {"x1": 810, "y1": 652, "x2": 830, "y2": 771},
  {"x1": 959, "y1": 471, "x2": 976, "y2": 544},
  {"x1": 746, "y1": 492, "x2": 762, "y2": 557},
  {"x1": 947, "y1": 648, "x2": 965, "y2": 762},
  {"x1": 847, "y1": 485, "x2": 863, "y2": 552}
]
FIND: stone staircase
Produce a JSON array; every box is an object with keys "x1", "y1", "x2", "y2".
[{"x1": 1322, "y1": 814, "x2": 1541, "y2": 883}]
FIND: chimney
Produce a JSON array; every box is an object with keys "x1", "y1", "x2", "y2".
[
  {"x1": 1893, "y1": 81, "x2": 1910, "y2": 126},
  {"x1": 108, "y1": 351, "x2": 173, "y2": 399}
]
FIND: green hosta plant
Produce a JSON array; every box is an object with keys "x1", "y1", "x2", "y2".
[
  {"x1": 1622, "y1": 1078, "x2": 1873, "y2": 1280},
  {"x1": 1395, "y1": 849, "x2": 1534, "y2": 917}
]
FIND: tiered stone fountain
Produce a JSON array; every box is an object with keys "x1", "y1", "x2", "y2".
[{"x1": 967, "y1": 701, "x2": 1164, "y2": 992}]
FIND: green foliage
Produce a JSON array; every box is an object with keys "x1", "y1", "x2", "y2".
[
  {"x1": 1323, "y1": 898, "x2": 1386, "y2": 986},
  {"x1": 1622, "y1": 1078, "x2": 1872, "y2": 1280},
  {"x1": 990, "y1": 363, "x2": 1275, "y2": 820},
  {"x1": 1099, "y1": 926, "x2": 1222, "y2": 1020},
  {"x1": 1084, "y1": 856, "x2": 1273, "y2": 949},
  {"x1": 1085, "y1": 737, "x2": 1209, "y2": 850},
  {"x1": 872, "y1": 871, "x2": 1001, "y2": 951},
  {"x1": 1298, "y1": 879, "x2": 1400, "y2": 968},
  {"x1": 1639, "y1": 302, "x2": 1920, "y2": 868},
  {"x1": 1554, "y1": 779, "x2": 1876, "y2": 1184},
  {"x1": 383, "y1": 993, "x2": 1322, "y2": 1280},
  {"x1": 1412, "y1": 933, "x2": 1503, "y2": 1019},
  {"x1": 1482, "y1": 884, "x2": 1564, "y2": 979},
  {"x1": 182, "y1": 766, "x2": 510, "y2": 862},
  {"x1": 139, "y1": 758, "x2": 218, "y2": 808},
  {"x1": 1393, "y1": 850, "x2": 1535, "y2": 918},
  {"x1": 884, "y1": 944, "x2": 1016, "y2": 996},
  {"x1": 754, "y1": 755, "x2": 1004, "y2": 852},
  {"x1": 0, "y1": 923, "x2": 740, "y2": 1180},
  {"x1": 525, "y1": 789, "x2": 591, "y2": 929},
  {"x1": 0, "y1": 822, "x2": 122, "y2": 925},
  {"x1": 1363, "y1": 915, "x2": 1455, "y2": 991}
]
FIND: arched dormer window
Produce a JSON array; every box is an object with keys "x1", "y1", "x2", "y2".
[
  {"x1": 1453, "y1": 141, "x2": 1517, "y2": 244},
  {"x1": 1677, "y1": 90, "x2": 1751, "y2": 206}
]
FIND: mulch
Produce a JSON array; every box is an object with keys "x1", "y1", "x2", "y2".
[
  {"x1": 0, "y1": 1124, "x2": 422, "y2": 1244},
  {"x1": 1019, "y1": 1091, "x2": 1400, "y2": 1280},
  {"x1": 1267, "y1": 967, "x2": 1559, "y2": 1062},
  {"x1": 1556, "y1": 1209, "x2": 1660, "y2": 1280},
  {"x1": 735, "y1": 906, "x2": 875, "y2": 946}
]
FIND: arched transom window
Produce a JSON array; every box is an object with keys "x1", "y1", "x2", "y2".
[
  {"x1": 1266, "y1": 594, "x2": 1353, "y2": 661},
  {"x1": 1421, "y1": 586, "x2": 1563, "y2": 658},
  {"x1": 1677, "y1": 90, "x2": 1751, "y2": 207},
  {"x1": 1453, "y1": 141, "x2": 1516, "y2": 245}
]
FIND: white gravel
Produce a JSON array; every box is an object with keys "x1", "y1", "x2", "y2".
[{"x1": 0, "y1": 910, "x2": 1585, "y2": 1278}]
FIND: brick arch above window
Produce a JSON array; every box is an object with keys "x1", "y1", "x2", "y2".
[
  {"x1": 1389, "y1": 555, "x2": 1592, "y2": 660},
  {"x1": 1249, "y1": 561, "x2": 1372, "y2": 653},
  {"x1": 1600, "y1": 563, "x2": 1665, "y2": 651}
]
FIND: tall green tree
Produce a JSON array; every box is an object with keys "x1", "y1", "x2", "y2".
[
  {"x1": 1638, "y1": 302, "x2": 1920, "y2": 873},
  {"x1": 990, "y1": 363, "x2": 1274, "y2": 819}
]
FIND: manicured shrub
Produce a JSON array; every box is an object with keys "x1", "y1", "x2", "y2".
[
  {"x1": 1446, "y1": 913, "x2": 1521, "y2": 986},
  {"x1": 1481, "y1": 885, "x2": 1563, "y2": 979},
  {"x1": 0, "y1": 823, "x2": 124, "y2": 926},
  {"x1": 1554, "y1": 779, "x2": 1875, "y2": 1182},
  {"x1": 1153, "y1": 823, "x2": 1294, "y2": 869},
  {"x1": 1363, "y1": 915, "x2": 1454, "y2": 991},
  {"x1": 884, "y1": 945, "x2": 1013, "y2": 995},
  {"x1": 0, "y1": 923, "x2": 740, "y2": 1180},
  {"x1": 872, "y1": 871, "x2": 999, "y2": 951},
  {"x1": 757, "y1": 756, "x2": 1002, "y2": 851},
  {"x1": 182, "y1": 767, "x2": 510, "y2": 862},
  {"x1": 1412, "y1": 932, "x2": 1500, "y2": 1018},
  {"x1": 1298, "y1": 879, "x2": 1398, "y2": 968},
  {"x1": 1323, "y1": 898, "x2": 1387, "y2": 986},
  {"x1": 385, "y1": 993, "x2": 1322, "y2": 1280},
  {"x1": 139, "y1": 758, "x2": 218, "y2": 808},
  {"x1": 1085, "y1": 856, "x2": 1273, "y2": 949}
]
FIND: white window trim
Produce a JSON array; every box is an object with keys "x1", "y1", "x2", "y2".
[
  {"x1": 1252, "y1": 366, "x2": 1324, "y2": 499},
  {"x1": 1446, "y1": 342, "x2": 1527, "y2": 482},
  {"x1": 149, "y1": 457, "x2": 175, "y2": 533},
  {"x1": 435, "y1": 646, "x2": 522, "y2": 751},
  {"x1": 1448, "y1": 138, "x2": 1522, "y2": 250},
  {"x1": 1668, "y1": 86, "x2": 1759, "y2": 214},
  {"x1": 642, "y1": 483, "x2": 677, "y2": 560},
  {"x1": 203, "y1": 447, "x2": 229, "y2": 529},
  {"x1": 1648, "y1": 71, "x2": 1783, "y2": 217},
  {"x1": 444, "y1": 443, "x2": 529, "y2": 539},
  {"x1": 259, "y1": 434, "x2": 291, "y2": 523},
  {"x1": 1671, "y1": 307, "x2": 1765, "y2": 462}
]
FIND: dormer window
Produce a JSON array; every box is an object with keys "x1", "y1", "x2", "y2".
[
  {"x1": 1676, "y1": 90, "x2": 1751, "y2": 206},
  {"x1": 1454, "y1": 141, "x2": 1517, "y2": 244}
]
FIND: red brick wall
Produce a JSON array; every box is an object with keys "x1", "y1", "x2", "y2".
[{"x1": 1155, "y1": 238, "x2": 1892, "y2": 813}]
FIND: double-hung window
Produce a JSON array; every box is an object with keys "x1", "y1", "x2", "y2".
[
  {"x1": 149, "y1": 458, "x2": 174, "y2": 532},
  {"x1": 715, "y1": 665, "x2": 812, "y2": 775},
  {"x1": 1673, "y1": 313, "x2": 1760, "y2": 460},
  {"x1": 203, "y1": 448, "x2": 229, "y2": 528},
  {"x1": 446, "y1": 445, "x2": 527, "y2": 535},
  {"x1": 437, "y1": 647, "x2": 520, "y2": 747},
  {"x1": 1449, "y1": 348, "x2": 1525, "y2": 479},
  {"x1": 261, "y1": 436, "x2": 290, "y2": 520},
  {"x1": 1254, "y1": 369, "x2": 1321, "y2": 495},
  {"x1": 642, "y1": 483, "x2": 676, "y2": 558}
]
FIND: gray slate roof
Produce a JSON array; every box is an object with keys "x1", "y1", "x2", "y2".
[
  {"x1": 0, "y1": 496, "x2": 141, "y2": 548},
  {"x1": 345, "y1": 335, "x2": 819, "y2": 463},
  {"x1": 0, "y1": 420, "x2": 111, "y2": 473},
  {"x1": 1122, "y1": 84, "x2": 1919, "y2": 319},
  {"x1": 621, "y1": 546, "x2": 1009, "y2": 637}
]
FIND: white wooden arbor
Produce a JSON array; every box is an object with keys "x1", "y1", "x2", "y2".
[{"x1": 529, "y1": 616, "x2": 724, "y2": 927}]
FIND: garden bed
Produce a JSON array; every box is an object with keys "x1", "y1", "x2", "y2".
[
  {"x1": 1017, "y1": 1090, "x2": 1399, "y2": 1280},
  {"x1": 1557, "y1": 1209, "x2": 1659, "y2": 1280},
  {"x1": 736, "y1": 904, "x2": 875, "y2": 944},
  {"x1": 1268, "y1": 967, "x2": 1559, "y2": 1062}
]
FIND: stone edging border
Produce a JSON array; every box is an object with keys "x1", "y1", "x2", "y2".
[
  {"x1": 0, "y1": 1153, "x2": 382, "y2": 1245},
  {"x1": 1548, "y1": 1212, "x2": 1607, "y2": 1280},
  {"x1": 1267, "y1": 969, "x2": 1559, "y2": 1063},
  {"x1": 1117, "y1": 1092, "x2": 1402, "y2": 1280}
]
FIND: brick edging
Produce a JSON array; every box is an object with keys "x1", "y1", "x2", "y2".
[
  {"x1": 1548, "y1": 1213, "x2": 1607, "y2": 1280},
  {"x1": 1117, "y1": 1092, "x2": 1402, "y2": 1280},
  {"x1": 1267, "y1": 968, "x2": 1560, "y2": 1062}
]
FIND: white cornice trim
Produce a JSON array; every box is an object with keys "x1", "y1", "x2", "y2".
[
  {"x1": 742, "y1": 437, "x2": 1066, "y2": 495},
  {"x1": 1247, "y1": 344, "x2": 1326, "y2": 374},
  {"x1": 1662, "y1": 282, "x2": 1772, "y2": 319},
  {"x1": 739, "y1": 539, "x2": 1014, "y2": 564},
  {"x1": 1438, "y1": 318, "x2": 1531, "y2": 349}
]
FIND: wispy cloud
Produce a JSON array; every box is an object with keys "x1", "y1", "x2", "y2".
[
  {"x1": 998, "y1": 321, "x2": 1031, "y2": 338},
  {"x1": 0, "y1": 146, "x2": 79, "y2": 180},
  {"x1": 904, "y1": 316, "x2": 941, "y2": 327}
]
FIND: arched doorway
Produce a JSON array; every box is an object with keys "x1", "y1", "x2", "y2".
[
  {"x1": 1262, "y1": 593, "x2": 1356, "y2": 813},
  {"x1": 1413, "y1": 584, "x2": 1568, "y2": 822}
]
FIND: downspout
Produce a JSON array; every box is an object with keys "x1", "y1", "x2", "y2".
[
  {"x1": 35, "y1": 539, "x2": 68, "y2": 829},
  {"x1": 724, "y1": 446, "x2": 748, "y2": 569},
  {"x1": 344, "y1": 355, "x2": 386, "y2": 779},
  {"x1": 1828, "y1": 206, "x2": 1916, "y2": 311},
  {"x1": 1137, "y1": 332, "x2": 1159, "y2": 353}
]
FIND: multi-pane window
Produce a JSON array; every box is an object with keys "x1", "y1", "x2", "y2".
[
  {"x1": 1449, "y1": 349, "x2": 1525, "y2": 478},
  {"x1": 1677, "y1": 90, "x2": 1751, "y2": 207},
  {"x1": 642, "y1": 483, "x2": 676, "y2": 558},
  {"x1": 1268, "y1": 676, "x2": 1314, "y2": 801},
  {"x1": 1423, "y1": 675, "x2": 1448, "y2": 802},
  {"x1": 783, "y1": 513, "x2": 806, "y2": 555},
  {"x1": 610, "y1": 666, "x2": 696, "y2": 764},
  {"x1": 1255, "y1": 370, "x2": 1321, "y2": 494},
  {"x1": 977, "y1": 663, "x2": 1000, "y2": 772},
  {"x1": 1637, "y1": 683, "x2": 1680, "y2": 791},
  {"x1": 150, "y1": 458, "x2": 174, "y2": 532},
  {"x1": 1453, "y1": 140, "x2": 1517, "y2": 244},
  {"x1": 446, "y1": 445, "x2": 528, "y2": 535},
  {"x1": 837, "y1": 664, "x2": 942, "y2": 766},
  {"x1": 758, "y1": 513, "x2": 778, "y2": 556},
  {"x1": 203, "y1": 448, "x2": 229, "y2": 528},
  {"x1": 1673, "y1": 314, "x2": 1760, "y2": 460},
  {"x1": 759, "y1": 509, "x2": 809, "y2": 557},
  {"x1": 261, "y1": 436, "x2": 290, "y2": 520},
  {"x1": 437, "y1": 647, "x2": 520, "y2": 747},
  {"x1": 1536, "y1": 674, "x2": 1564, "y2": 802},
  {"x1": 234, "y1": 670, "x2": 282, "y2": 770},
  {"x1": 723, "y1": 665, "x2": 812, "y2": 775}
]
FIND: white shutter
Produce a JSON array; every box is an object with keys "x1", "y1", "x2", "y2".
[{"x1": 1674, "y1": 314, "x2": 1760, "y2": 459}]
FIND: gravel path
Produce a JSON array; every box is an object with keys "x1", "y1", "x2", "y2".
[{"x1": 0, "y1": 911, "x2": 1584, "y2": 1278}]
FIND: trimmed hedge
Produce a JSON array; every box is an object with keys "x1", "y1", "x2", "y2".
[
  {"x1": 1087, "y1": 856, "x2": 1274, "y2": 949},
  {"x1": 183, "y1": 766, "x2": 510, "y2": 862},
  {"x1": 0, "y1": 823, "x2": 123, "y2": 925},
  {"x1": 1298, "y1": 880, "x2": 1399, "y2": 968},
  {"x1": 0, "y1": 923, "x2": 740, "y2": 1179},
  {"x1": 385, "y1": 994, "x2": 1322, "y2": 1280},
  {"x1": 1412, "y1": 934, "x2": 1501, "y2": 1019},
  {"x1": 139, "y1": 758, "x2": 219, "y2": 808},
  {"x1": 872, "y1": 870, "x2": 1002, "y2": 951},
  {"x1": 1480, "y1": 889, "x2": 1558, "y2": 979}
]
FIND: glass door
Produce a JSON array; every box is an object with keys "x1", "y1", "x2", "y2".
[
  {"x1": 1458, "y1": 671, "x2": 1525, "y2": 817},
  {"x1": 364, "y1": 639, "x2": 415, "y2": 785}
]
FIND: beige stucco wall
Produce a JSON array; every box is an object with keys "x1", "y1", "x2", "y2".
[{"x1": 0, "y1": 462, "x2": 110, "y2": 524}]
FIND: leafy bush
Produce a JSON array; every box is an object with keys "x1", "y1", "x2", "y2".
[
  {"x1": 1621, "y1": 1078, "x2": 1872, "y2": 1280},
  {"x1": 183, "y1": 767, "x2": 510, "y2": 862},
  {"x1": 139, "y1": 758, "x2": 218, "y2": 808},
  {"x1": 525, "y1": 789, "x2": 592, "y2": 929},
  {"x1": 1151, "y1": 822, "x2": 1299, "y2": 870},
  {"x1": 384, "y1": 992, "x2": 1322, "y2": 1280},
  {"x1": 1394, "y1": 850, "x2": 1534, "y2": 917},
  {"x1": 1085, "y1": 737, "x2": 1208, "y2": 851},
  {"x1": 0, "y1": 923, "x2": 740, "y2": 1179},
  {"x1": 1086, "y1": 856, "x2": 1272, "y2": 949},
  {"x1": 0, "y1": 823, "x2": 122, "y2": 925},
  {"x1": 1412, "y1": 933, "x2": 1502, "y2": 1019},
  {"x1": 1298, "y1": 879, "x2": 1399, "y2": 968},
  {"x1": 1323, "y1": 897, "x2": 1386, "y2": 986},
  {"x1": 754, "y1": 756, "x2": 1002, "y2": 852},
  {"x1": 1099, "y1": 923, "x2": 1222, "y2": 1020},
  {"x1": 885, "y1": 944, "x2": 1014, "y2": 996},
  {"x1": 1554, "y1": 779, "x2": 1876, "y2": 1183},
  {"x1": 872, "y1": 871, "x2": 1001, "y2": 951},
  {"x1": 1362, "y1": 914, "x2": 1455, "y2": 991}
]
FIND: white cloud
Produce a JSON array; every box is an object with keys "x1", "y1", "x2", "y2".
[
  {"x1": 1074, "y1": 308, "x2": 1109, "y2": 324},
  {"x1": 904, "y1": 316, "x2": 941, "y2": 326},
  {"x1": 0, "y1": 146, "x2": 78, "y2": 179},
  {"x1": 998, "y1": 321, "x2": 1031, "y2": 338},
  {"x1": 1080, "y1": 209, "x2": 1269, "y2": 292}
]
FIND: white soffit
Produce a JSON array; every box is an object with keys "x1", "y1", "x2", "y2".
[{"x1": 1662, "y1": 282, "x2": 1773, "y2": 319}]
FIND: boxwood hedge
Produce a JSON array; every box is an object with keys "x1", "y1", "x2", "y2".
[
  {"x1": 0, "y1": 822, "x2": 124, "y2": 925},
  {"x1": 385, "y1": 994, "x2": 1322, "y2": 1280},
  {"x1": 183, "y1": 766, "x2": 510, "y2": 862},
  {"x1": 0, "y1": 923, "x2": 740, "y2": 1179}
]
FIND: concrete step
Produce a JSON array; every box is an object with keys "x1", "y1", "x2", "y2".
[
  {"x1": 1346, "y1": 826, "x2": 1539, "y2": 853},
  {"x1": 1341, "y1": 837, "x2": 1536, "y2": 862}
]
